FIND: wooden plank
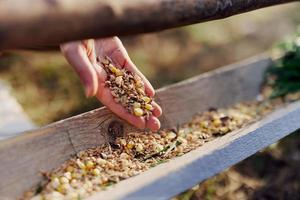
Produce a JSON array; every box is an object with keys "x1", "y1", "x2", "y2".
[
  {"x1": 0, "y1": 55, "x2": 270, "y2": 198},
  {"x1": 0, "y1": 81, "x2": 36, "y2": 140},
  {"x1": 88, "y1": 100, "x2": 300, "y2": 200},
  {"x1": 0, "y1": 0, "x2": 298, "y2": 50}
]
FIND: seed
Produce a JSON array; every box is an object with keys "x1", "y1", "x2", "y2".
[
  {"x1": 76, "y1": 159, "x2": 86, "y2": 169},
  {"x1": 115, "y1": 69, "x2": 124, "y2": 76},
  {"x1": 63, "y1": 172, "x2": 72, "y2": 180},
  {"x1": 92, "y1": 168, "x2": 101, "y2": 176},
  {"x1": 115, "y1": 76, "x2": 123, "y2": 85},
  {"x1": 166, "y1": 132, "x2": 177, "y2": 140},
  {"x1": 119, "y1": 139, "x2": 127, "y2": 146},
  {"x1": 141, "y1": 96, "x2": 151, "y2": 103},
  {"x1": 133, "y1": 108, "x2": 144, "y2": 116},
  {"x1": 144, "y1": 104, "x2": 153, "y2": 111},
  {"x1": 109, "y1": 64, "x2": 118, "y2": 74},
  {"x1": 59, "y1": 177, "x2": 69, "y2": 184},
  {"x1": 154, "y1": 143, "x2": 164, "y2": 152},
  {"x1": 70, "y1": 179, "x2": 78, "y2": 187},
  {"x1": 66, "y1": 166, "x2": 74, "y2": 173},
  {"x1": 127, "y1": 141, "x2": 135, "y2": 149},
  {"x1": 86, "y1": 161, "x2": 95, "y2": 170},
  {"x1": 51, "y1": 177, "x2": 60, "y2": 189},
  {"x1": 133, "y1": 102, "x2": 141, "y2": 108},
  {"x1": 212, "y1": 119, "x2": 222, "y2": 126},
  {"x1": 135, "y1": 143, "x2": 144, "y2": 153},
  {"x1": 96, "y1": 158, "x2": 107, "y2": 166},
  {"x1": 71, "y1": 172, "x2": 81, "y2": 179},
  {"x1": 200, "y1": 121, "x2": 209, "y2": 128}
]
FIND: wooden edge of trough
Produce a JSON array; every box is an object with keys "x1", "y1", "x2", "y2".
[
  {"x1": 0, "y1": 54, "x2": 276, "y2": 198},
  {"x1": 89, "y1": 100, "x2": 300, "y2": 200}
]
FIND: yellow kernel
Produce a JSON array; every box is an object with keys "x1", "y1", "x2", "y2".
[
  {"x1": 127, "y1": 141, "x2": 135, "y2": 149},
  {"x1": 137, "y1": 88, "x2": 145, "y2": 95},
  {"x1": 76, "y1": 159, "x2": 86, "y2": 169},
  {"x1": 115, "y1": 69, "x2": 124, "y2": 76},
  {"x1": 142, "y1": 96, "x2": 151, "y2": 103},
  {"x1": 70, "y1": 179, "x2": 77, "y2": 187},
  {"x1": 135, "y1": 143, "x2": 144, "y2": 153},
  {"x1": 144, "y1": 104, "x2": 153, "y2": 111},
  {"x1": 133, "y1": 102, "x2": 141, "y2": 108},
  {"x1": 85, "y1": 160, "x2": 95, "y2": 169},
  {"x1": 200, "y1": 121, "x2": 209, "y2": 128},
  {"x1": 133, "y1": 108, "x2": 144, "y2": 116},
  {"x1": 56, "y1": 184, "x2": 66, "y2": 194},
  {"x1": 59, "y1": 176, "x2": 69, "y2": 184},
  {"x1": 64, "y1": 172, "x2": 72, "y2": 180},
  {"x1": 119, "y1": 139, "x2": 127, "y2": 146},
  {"x1": 92, "y1": 168, "x2": 101, "y2": 176},
  {"x1": 154, "y1": 143, "x2": 164, "y2": 152},
  {"x1": 96, "y1": 158, "x2": 107, "y2": 166},
  {"x1": 66, "y1": 166, "x2": 74, "y2": 173},
  {"x1": 109, "y1": 64, "x2": 118, "y2": 73},
  {"x1": 71, "y1": 172, "x2": 81, "y2": 179},
  {"x1": 213, "y1": 119, "x2": 222, "y2": 126},
  {"x1": 51, "y1": 177, "x2": 60, "y2": 189},
  {"x1": 166, "y1": 132, "x2": 177, "y2": 140}
]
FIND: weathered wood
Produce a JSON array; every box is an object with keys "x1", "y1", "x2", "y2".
[
  {"x1": 88, "y1": 100, "x2": 300, "y2": 200},
  {"x1": 0, "y1": 55, "x2": 272, "y2": 198},
  {"x1": 0, "y1": 0, "x2": 298, "y2": 50},
  {"x1": 0, "y1": 81, "x2": 35, "y2": 140}
]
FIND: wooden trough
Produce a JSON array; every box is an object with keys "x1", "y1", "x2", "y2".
[{"x1": 1, "y1": 55, "x2": 300, "y2": 200}]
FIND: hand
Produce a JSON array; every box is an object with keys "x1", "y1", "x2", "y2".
[{"x1": 60, "y1": 37, "x2": 162, "y2": 131}]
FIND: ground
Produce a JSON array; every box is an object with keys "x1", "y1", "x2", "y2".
[{"x1": 1, "y1": 3, "x2": 300, "y2": 199}]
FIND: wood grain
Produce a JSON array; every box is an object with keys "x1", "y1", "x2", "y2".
[
  {"x1": 0, "y1": 55, "x2": 271, "y2": 198},
  {"x1": 0, "y1": 0, "x2": 298, "y2": 50}
]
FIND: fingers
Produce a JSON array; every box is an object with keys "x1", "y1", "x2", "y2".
[
  {"x1": 152, "y1": 101, "x2": 162, "y2": 117},
  {"x1": 96, "y1": 87, "x2": 146, "y2": 129},
  {"x1": 146, "y1": 116, "x2": 161, "y2": 131},
  {"x1": 98, "y1": 37, "x2": 155, "y2": 97},
  {"x1": 61, "y1": 42, "x2": 98, "y2": 97}
]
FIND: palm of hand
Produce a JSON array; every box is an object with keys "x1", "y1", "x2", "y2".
[{"x1": 61, "y1": 37, "x2": 162, "y2": 131}]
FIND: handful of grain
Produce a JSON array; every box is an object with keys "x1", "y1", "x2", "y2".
[{"x1": 101, "y1": 57, "x2": 153, "y2": 118}]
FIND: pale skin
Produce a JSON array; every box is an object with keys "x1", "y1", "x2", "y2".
[{"x1": 60, "y1": 37, "x2": 162, "y2": 131}]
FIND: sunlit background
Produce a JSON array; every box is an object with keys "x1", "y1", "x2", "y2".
[{"x1": 1, "y1": 3, "x2": 300, "y2": 199}]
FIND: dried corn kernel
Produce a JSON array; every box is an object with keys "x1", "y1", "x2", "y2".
[
  {"x1": 133, "y1": 108, "x2": 144, "y2": 116},
  {"x1": 126, "y1": 141, "x2": 135, "y2": 149},
  {"x1": 142, "y1": 96, "x2": 151, "y2": 103},
  {"x1": 92, "y1": 168, "x2": 101, "y2": 176},
  {"x1": 144, "y1": 104, "x2": 153, "y2": 111},
  {"x1": 96, "y1": 158, "x2": 107, "y2": 166},
  {"x1": 115, "y1": 69, "x2": 124, "y2": 76},
  {"x1": 51, "y1": 177, "x2": 60, "y2": 189},
  {"x1": 76, "y1": 159, "x2": 85, "y2": 169},
  {"x1": 86, "y1": 161, "x2": 95, "y2": 170},
  {"x1": 59, "y1": 177, "x2": 69, "y2": 184},
  {"x1": 135, "y1": 143, "x2": 144, "y2": 153},
  {"x1": 63, "y1": 172, "x2": 72, "y2": 180},
  {"x1": 109, "y1": 64, "x2": 118, "y2": 74},
  {"x1": 166, "y1": 132, "x2": 177, "y2": 140},
  {"x1": 133, "y1": 102, "x2": 141, "y2": 108}
]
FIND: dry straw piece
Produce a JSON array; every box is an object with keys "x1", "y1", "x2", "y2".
[
  {"x1": 23, "y1": 90, "x2": 300, "y2": 200},
  {"x1": 101, "y1": 56, "x2": 153, "y2": 119}
]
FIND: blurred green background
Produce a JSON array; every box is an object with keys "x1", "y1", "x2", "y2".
[{"x1": 1, "y1": 3, "x2": 300, "y2": 199}]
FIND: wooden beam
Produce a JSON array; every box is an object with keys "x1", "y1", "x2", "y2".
[
  {"x1": 0, "y1": 0, "x2": 298, "y2": 50},
  {"x1": 0, "y1": 55, "x2": 271, "y2": 198}
]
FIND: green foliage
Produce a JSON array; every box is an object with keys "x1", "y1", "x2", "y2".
[{"x1": 267, "y1": 27, "x2": 300, "y2": 98}]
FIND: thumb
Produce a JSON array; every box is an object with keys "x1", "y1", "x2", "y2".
[{"x1": 61, "y1": 42, "x2": 98, "y2": 97}]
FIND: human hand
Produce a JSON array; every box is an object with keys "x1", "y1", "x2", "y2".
[{"x1": 60, "y1": 37, "x2": 162, "y2": 131}]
